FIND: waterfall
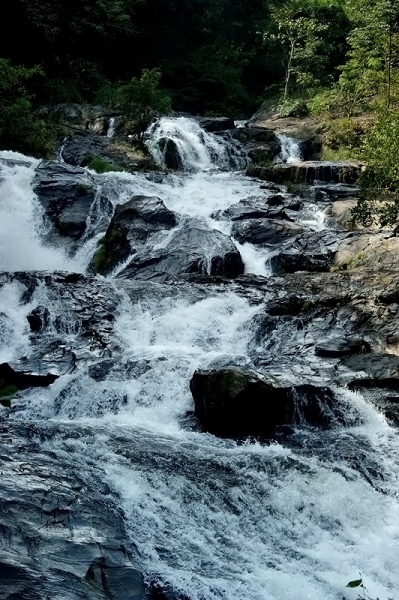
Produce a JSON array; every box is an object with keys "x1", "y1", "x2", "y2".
[
  {"x1": 145, "y1": 116, "x2": 247, "y2": 171},
  {"x1": 107, "y1": 116, "x2": 116, "y2": 138},
  {"x1": 0, "y1": 118, "x2": 398, "y2": 600},
  {"x1": 0, "y1": 152, "x2": 79, "y2": 272},
  {"x1": 276, "y1": 133, "x2": 302, "y2": 163}
]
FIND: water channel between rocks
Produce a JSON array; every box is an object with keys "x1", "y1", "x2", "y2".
[{"x1": 0, "y1": 117, "x2": 398, "y2": 600}]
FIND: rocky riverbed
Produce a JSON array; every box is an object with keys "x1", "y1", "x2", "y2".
[{"x1": 0, "y1": 116, "x2": 398, "y2": 600}]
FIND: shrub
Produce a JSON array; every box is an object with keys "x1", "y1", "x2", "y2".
[
  {"x1": 352, "y1": 109, "x2": 399, "y2": 227},
  {"x1": 83, "y1": 156, "x2": 123, "y2": 173}
]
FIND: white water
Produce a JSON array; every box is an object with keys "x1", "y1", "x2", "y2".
[
  {"x1": 146, "y1": 116, "x2": 246, "y2": 171},
  {"x1": 107, "y1": 117, "x2": 116, "y2": 138},
  {"x1": 1, "y1": 119, "x2": 398, "y2": 600},
  {"x1": 276, "y1": 134, "x2": 302, "y2": 164}
]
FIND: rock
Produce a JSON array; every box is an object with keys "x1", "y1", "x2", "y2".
[
  {"x1": 231, "y1": 218, "x2": 303, "y2": 245},
  {"x1": 212, "y1": 194, "x2": 302, "y2": 222},
  {"x1": 190, "y1": 367, "x2": 340, "y2": 438},
  {"x1": 335, "y1": 233, "x2": 399, "y2": 271},
  {"x1": 270, "y1": 231, "x2": 348, "y2": 274},
  {"x1": 118, "y1": 222, "x2": 244, "y2": 281},
  {"x1": 229, "y1": 127, "x2": 278, "y2": 144},
  {"x1": 327, "y1": 199, "x2": 359, "y2": 230},
  {"x1": 348, "y1": 377, "x2": 399, "y2": 425},
  {"x1": 90, "y1": 195, "x2": 178, "y2": 275},
  {"x1": 247, "y1": 161, "x2": 363, "y2": 185},
  {"x1": 85, "y1": 557, "x2": 145, "y2": 600},
  {"x1": 197, "y1": 116, "x2": 235, "y2": 132},
  {"x1": 247, "y1": 144, "x2": 281, "y2": 163},
  {"x1": 27, "y1": 305, "x2": 50, "y2": 332},
  {"x1": 312, "y1": 183, "x2": 359, "y2": 202},
  {"x1": 0, "y1": 361, "x2": 58, "y2": 390},
  {"x1": 33, "y1": 161, "x2": 113, "y2": 253},
  {"x1": 159, "y1": 138, "x2": 183, "y2": 170},
  {"x1": 315, "y1": 338, "x2": 371, "y2": 358},
  {"x1": 224, "y1": 128, "x2": 281, "y2": 164}
]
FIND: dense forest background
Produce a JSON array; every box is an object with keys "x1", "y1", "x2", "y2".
[{"x1": 1, "y1": 0, "x2": 399, "y2": 224}]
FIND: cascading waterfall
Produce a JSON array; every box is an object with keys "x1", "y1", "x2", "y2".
[
  {"x1": 107, "y1": 117, "x2": 116, "y2": 138},
  {"x1": 0, "y1": 118, "x2": 398, "y2": 600},
  {"x1": 275, "y1": 133, "x2": 302, "y2": 163},
  {"x1": 145, "y1": 116, "x2": 247, "y2": 171}
]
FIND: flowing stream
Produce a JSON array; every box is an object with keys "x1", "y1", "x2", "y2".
[{"x1": 0, "y1": 119, "x2": 398, "y2": 600}]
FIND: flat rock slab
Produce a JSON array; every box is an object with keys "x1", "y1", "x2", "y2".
[{"x1": 247, "y1": 161, "x2": 363, "y2": 185}]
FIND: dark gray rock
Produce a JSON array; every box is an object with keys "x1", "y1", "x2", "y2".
[
  {"x1": 197, "y1": 117, "x2": 235, "y2": 132},
  {"x1": 118, "y1": 223, "x2": 244, "y2": 281},
  {"x1": 0, "y1": 361, "x2": 58, "y2": 390},
  {"x1": 231, "y1": 218, "x2": 303, "y2": 245},
  {"x1": 247, "y1": 161, "x2": 363, "y2": 185},
  {"x1": 85, "y1": 557, "x2": 145, "y2": 600},
  {"x1": 27, "y1": 305, "x2": 50, "y2": 332},
  {"x1": 212, "y1": 194, "x2": 302, "y2": 222},
  {"x1": 159, "y1": 138, "x2": 183, "y2": 170},
  {"x1": 90, "y1": 195, "x2": 178, "y2": 275},
  {"x1": 228, "y1": 127, "x2": 278, "y2": 144},
  {"x1": 270, "y1": 231, "x2": 355, "y2": 274},
  {"x1": 315, "y1": 338, "x2": 371, "y2": 358},
  {"x1": 190, "y1": 367, "x2": 341, "y2": 438},
  {"x1": 33, "y1": 161, "x2": 113, "y2": 253}
]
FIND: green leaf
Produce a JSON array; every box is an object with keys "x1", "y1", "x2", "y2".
[
  {"x1": 346, "y1": 579, "x2": 363, "y2": 588},
  {"x1": 0, "y1": 384, "x2": 17, "y2": 398},
  {"x1": 0, "y1": 397, "x2": 11, "y2": 408}
]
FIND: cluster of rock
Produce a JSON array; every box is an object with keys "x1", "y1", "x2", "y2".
[{"x1": 4, "y1": 112, "x2": 399, "y2": 440}]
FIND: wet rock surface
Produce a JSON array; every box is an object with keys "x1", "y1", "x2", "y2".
[
  {"x1": 191, "y1": 367, "x2": 342, "y2": 438},
  {"x1": 33, "y1": 161, "x2": 113, "y2": 253},
  {"x1": 231, "y1": 218, "x2": 304, "y2": 245},
  {"x1": 90, "y1": 195, "x2": 178, "y2": 275},
  {"x1": 117, "y1": 222, "x2": 244, "y2": 281},
  {"x1": 2, "y1": 118, "x2": 399, "y2": 599},
  {"x1": 212, "y1": 193, "x2": 302, "y2": 222},
  {"x1": 247, "y1": 160, "x2": 363, "y2": 185}
]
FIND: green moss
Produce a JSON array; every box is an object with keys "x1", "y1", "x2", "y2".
[
  {"x1": 91, "y1": 227, "x2": 129, "y2": 274},
  {"x1": 84, "y1": 156, "x2": 123, "y2": 174}
]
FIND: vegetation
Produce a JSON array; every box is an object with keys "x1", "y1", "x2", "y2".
[
  {"x1": 83, "y1": 156, "x2": 124, "y2": 174},
  {"x1": 0, "y1": 0, "x2": 398, "y2": 228}
]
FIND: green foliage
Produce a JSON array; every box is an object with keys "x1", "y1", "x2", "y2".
[
  {"x1": 0, "y1": 58, "x2": 55, "y2": 156},
  {"x1": 278, "y1": 97, "x2": 309, "y2": 117},
  {"x1": 322, "y1": 117, "x2": 364, "y2": 158},
  {"x1": 83, "y1": 156, "x2": 123, "y2": 174},
  {"x1": 344, "y1": 575, "x2": 385, "y2": 600},
  {"x1": 91, "y1": 227, "x2": 128, "y2": 275},
  {"x1": 268, "y1": 0, "x2": 329, "y2": 100},
  {"x1": 337, "y1": 0, "x2": 399, "y2": 113},
  {"x1": 352, "y1": 109, "x2": 399, "y2": 226},
  {"x1": 117, "y1": 69, "x2": 171, "y2": 135},
  {"x1": 0, "y1": 378, "x2": 17, "y2": 408}
]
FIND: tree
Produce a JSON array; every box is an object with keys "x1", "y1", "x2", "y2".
[
  {"x1": 352, "y1": 108, "x2": 399, "y2": 227},
  {"x1": 0, "y1": 59, "x2": 53, "y2": 156},
  {"x1": 117, "y1": 69, "x2": 171, "y2": 136},
  {"x1": 338, "y1": 0, "x2": 399, "y2": 112},
  {"x1": 268, "y1": 0, "x2": 328, "y2": 100}
]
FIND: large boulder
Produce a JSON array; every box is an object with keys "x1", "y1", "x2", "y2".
[
  {"x1": 158, "y1": 138, "x2": 183, "y2": 170},
  {"x1": 33, "y1": 161, "x2": 113, "y2": 252},
  {"x1": 231, "y1": 218, "x2": 303, "y2": 245},
  {"x1": 190, "y1": 367, "x2": 340, "y2": 438},
  {"x1": 212, "y1": 193, "x2": 302, "y2": 222},
  {"x1": 117, "y1": 222, "x2": 244, "y2": 281},
  {"x1": 270, "y1": 231, "x2": 350, "y2": 274},
  {"x1": 90, "y1": 195, "x2": 178, "y2": 275},
  {"x1": 197, "y1": 116, "x2": 235, "y2": 132}
]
